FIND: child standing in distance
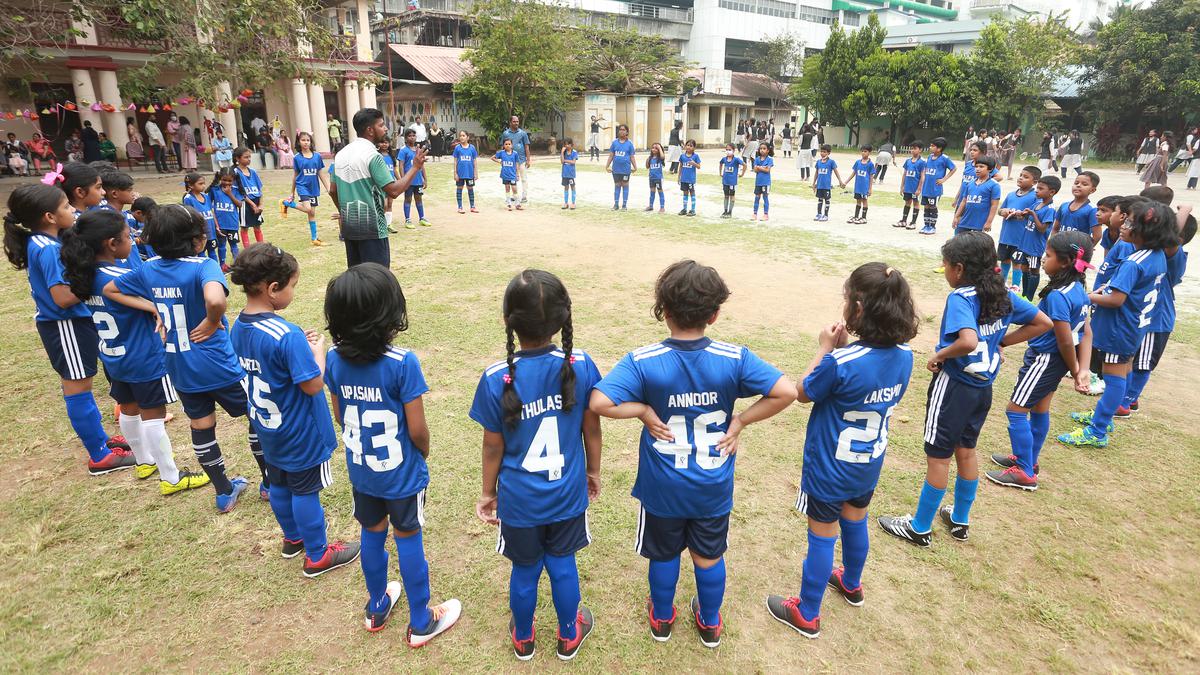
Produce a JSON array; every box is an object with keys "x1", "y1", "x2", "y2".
[
  {"x1": 129, "y1": 196, "x2": 157, "y2": 260},
  {"x1": 752, "y1": 142, "x2": 773, "y2": 222},
  {"x1": 645, "y1": 143, "x2": 666, "y2": 213},
  {"x1": 212, "y1": 129, "x2": 233, "y2": 170},
  {"x1": 182, "y1": 172, "x2": 218, "y2": 263},
  {"x1": 376, "y1": 137, "x2": 398, "y2": 232},
  {"x1": 916, "y1": 137, "x2": 957, "y2": 235},
  {"x1": 606, "y1": 124, "x2": 636, "y2": 210},
  {"x1": 325, "y1": 263, "x2": 461, "y2": 640},
  {"x1": 718, "y1": 144, "x2": 746, "y2": 219},
  {"x1": 281, "y1": 131, "x2": 328, "y2": 247},
  {"x1": 397, "y1": 128, "x2": 430, "y2": 229},
  {"x1": 849, "y1": 145, "x2": 874, "y2": 224},
  {"x1": 590, "y1": 260, "x2": 795, "y2": 649},
  {"x1": 1052, "y1": 172, "x2": 1101, "y2": 243},
  {"x1": 879, "y1": 232, "x2": 1050, "y2": 547},
  {"x1": 492, "y1": 139, "x2": 520, "y2": 211},
  {"x1": 4, "y1": 184, "x2": 133, "y2": 474},
  {"x1": 60, "y1": 209, "x2": 209, "y2": 494},
  {"x1": 209, "y1": 167, "x2": 243, "y2": 272},
  {"x1": 471, "y1": 270, "x2": 603, "y2": 661},
  {"x1": 1017, "y1": 175, "x2": 1061, "y2": 301},
  {"x1": 766, "y1": 263, "x2": 918, "y2": 640},
  {"x1": 996, "y1": 166, "x2": 1042, "y2": 288},
  {"x1": 233, "y1": 147, "x2": 265, "y2": 248},
  {"x1": 897, "y1": 141, "x2": 926, "y2": 230},
  {"x1": 61, "y1": 162, "x2": 106, "y2": 218},
  {"x1": 102, "y1": 205, "x2": 258, "y2": 512},
  {"x1": 1059, "y1": 201, "x2": 1176, "y2": 448},
  {"x1": 951, "y1": 156, "x2": 1001, "y2": 234},
  {"x1": 228, "y1": 244, "x2": 362, "y2": 576},
  {"x1": 99, "y1": 170, "x2": 136, "y2": 218},
  {"x1": 811, "y1": 144, "x2": 843, "y2": 222},
  {"x1": 452, "y1": 130, "x2": 479, "y2": 214},
  {"x1": 988, "y1": 232, "x2": 1094, "y2": 490},
  {"x1": 678, "y1": 140, "x2": 700, "y2": 217},
  {"x1": 561, "y1": 139, "x2": 579, "y2": 211}
]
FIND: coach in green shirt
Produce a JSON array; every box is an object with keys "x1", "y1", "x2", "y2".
[{"x1": 330, "y1": 108, "x2": 425, "y2": 267}]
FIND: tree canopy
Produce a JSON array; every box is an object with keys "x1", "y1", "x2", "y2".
[{"x1": 575, "y1": 22, "x2": 691, "y2": 95}]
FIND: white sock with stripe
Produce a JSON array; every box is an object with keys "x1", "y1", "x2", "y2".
[
  {"x1": 142, "y1": 418, "x2": 180, "y2": 483},
  {"x1": 119, "y1": 413, "x2": 151, "y2": 465}
]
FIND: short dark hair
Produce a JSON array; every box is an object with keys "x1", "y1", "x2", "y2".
[
  {"x1": 1038, "y1": 175, "x2": 1062, "y2": 194},
  {"x1": 930, "y1": 137, "x2": 947, "y2": 150},
  {"x1": 229, "y1": 243, "x2": 299, "y2": 296},
  {"x1": 131, "y1": 196, "x2": 157, "y2": 214},
  {"x1": 820, "y1": 144, "x2": 832, "y2": 152},
  {"x1": 143, "y1": 204, "x2": 206, "y2": 258},
  {"x1": 1078, "y1": 170, "x2": 1100, "y2": 189},
  {"x1": 324, "y1": 262, "x2": 408, "y2": 363},
  {"x1": 843, "y1": 262, "x2": 919, "y2": 346},
  {"x1": 1096, "y1": 195, "x2": 1121, "y2": 210},
  {"x1": 860, "y1": 144, "x2": 872, "y2": 152},
  {"x1": 911, "y1": 140, "x2": 925, "y2": 149},
  {"x1": 101, "y1": 171, "x2": 134, "y2": 191},
  {"x1": 653, "y1": 260, "x2": 730, "y2": 330},
  {"x1": 975, "y1": 156, "x2": 997, "y2": 171},
  {"x1": 353, "y1": 108, "x2": 384, "y2": 136},
  {"x1": 1022, "y1": 165, "x2": 1041, "y2": 179},
  {"x1": 1140, "y1": 185, "x2": 1174, "y2": 205}
]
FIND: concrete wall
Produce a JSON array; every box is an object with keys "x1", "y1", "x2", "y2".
[{"x1": 685, "y1": 0, "x2": 833, "y2": 71}]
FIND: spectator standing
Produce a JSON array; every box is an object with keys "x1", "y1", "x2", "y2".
[
  {"x1": 144, "y1": 118, "x2": 169, "y2": 173},
  {"x1": 167, "y1": 112, "x2": 183, "y2": 170},
  {"x1": 500, "y1": 115, "x2": 532, "y2": 204},
  {"x1": 81, "y1": 121, "x2": 101, "y2": 163},
  {"x1": 327, "y1": 113, "x2": 344, "y2": 152},
  {"x1": 667, "y1": 120, "x2": 683, "y2": 173}
]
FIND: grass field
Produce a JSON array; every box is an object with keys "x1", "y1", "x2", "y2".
[{"x1": 1, "y1": 155, "x2": 1198, "y2": 672}]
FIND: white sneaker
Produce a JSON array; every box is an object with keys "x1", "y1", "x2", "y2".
[
  {"x1": 1088, "y1": 373, "x2": 1105, "y2": 396},
  {"x1": 407, "y1": 598, "x2": 462, "y2": 647}
]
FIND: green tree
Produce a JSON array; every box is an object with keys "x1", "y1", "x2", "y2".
[
  {"x1": 964, "y1": 16, "x2": 1080, "y2": 129},
  {"x1": 575, "y1": 22, "x2": 691, "y2": 94},
  {"x1": 751, "y1": 33, "x2": 805, "y2": 123},
  {"x1": 863, "y1": 47, "x2": 969, "y2": 139},
  {"x1": 789, "y1": 14, "x2": 885, "y2": 143}
]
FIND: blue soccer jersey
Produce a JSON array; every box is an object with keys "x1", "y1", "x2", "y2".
[
  {"x1": 937, "y1": 287, "x2": 1039, "y2": 387},
  {"x1": 230, "y1": 312, "x2": 336, "y2": 472},
  {"x1": 25, "y1": 233, "x2": 91, "y2": 322},
  {"x1": 1021, "y1": 203, "x2": 1056, "y2": 257},
  {"x1": 852, "y1": 159, "x2": 874, "y2": 194},
  {"x1": 326, "y1": 345, "x2": 430, "y2": 500},
  {"x1": 397, "y1": 145, "x2": 425, "y2": 187},
  {"x1": 562, "y1": 150, "x2": 579, "y2": 180},
  {"x1": 1028, "y1": 282, "x2": 1089, "y2": 353},
  {"x1": 720, "y1": 156, "x2": 743, "y2": 186},
  {"x1": 494, "y1": 150, "x2": 517, "y2": 182},
  {"x1": 112, "y1": 256, "x2": 244, "y2": 393},
  {"x1": 801, "y1": 343, "x2": 913, "y2": 502},
  {"x1": 1150, "y1": 249, "x2": 1186, "y2": 332},
  {"x1": 381, "y1": 153, "x2": 396, "y2": 179},
  {"x1": 210, "y1": 188, "x2": 240, "y2": 232},
  {"x1": 921, "y1": 154, "x2": 955, "y2": 197},
  {"x1": 956, "y1": 179, "x2": 1001, "y2": 231},
  {"x1": 679, "y1": 153, "x2": 701, "y2": 183},
  {"x1": 235, "y1": 167, "x2": 263, "y2": 202},
  {"x1": 293, "y1": 152, "x2": 324, "y2": 198},
  {"x1": 1095, "y1": 238, "x2": 1135, "y2": 290},
  {"x1": 595, "y1": 337, "x2": 784, "y2": 519},
  {"x1": 452, "y1": 144, "x2": 478, "y2": 180},
  {"x1": 814, "y1": 157, "x2": 837, "y2": 190},
  {"x1": 754, "y1": 156, "x2": 773, "y2": 187},
  {"x1": 998, "y1": 188, "x2": 1039, "y2": 247},
  {"x1": 469, "y1": 346, "x2": 603, "y2": 528},
  {"x1": 1056, "y1": 201, "x2": 1097, "y2": 236},
  {"x1": 1092, "y1": 248, "x2": 1167, "y2": 355},
  {"x1": 182, "y1": 193, "x2": 217, "y2": 239},
  {"x1": 901, "y1": 157, "x2": 925, "y2": 194},
  {"x1": 609, "y1": 139, "x2": 635, "y2": 174},
  {"x1": 649, "y1": 155, "x2": 665, "y2": 181},
  {"x1": 86, "y1": 261, "x2": 168, "y2": 384}
]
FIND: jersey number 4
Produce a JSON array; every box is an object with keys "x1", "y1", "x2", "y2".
[
  {"x1": 652, "y1": 411, "x2": 729, "y2": 471},
  {"x1": 523, "y1": 417, "x2": 565, "y2": 481}
]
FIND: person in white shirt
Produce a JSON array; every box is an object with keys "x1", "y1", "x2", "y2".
[
  {"x1": 408, "y1": 115, "x2": 429, "y2": 149},
  {"x1": 143, "y1": 118, "x2": 169, "y2": 173}
]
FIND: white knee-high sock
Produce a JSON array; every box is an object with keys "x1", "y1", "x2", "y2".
[
  {"x1": 142, "y1": 418, "x2": 179, "y2": 483},
  {"x1": 119, "y1": 413, "x2": 150, "y2": 465}
]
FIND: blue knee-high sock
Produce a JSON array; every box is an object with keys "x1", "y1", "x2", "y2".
[
  {"x1": 415, "y1": 201, "x2": 425, "y2": 219},
  {"x1": 292, "y1": 491, "x2": 328, "y2": 561},
  {"x1": 307, "y1": 220, "x2": 317, "y2": 240},
  {"x1": 510, "y1": 558, "x2": 542, "y2": 640},
  {"x1": 1007, "y1": 410, "x2": 1035, "y2": 475},
  {"x1": 693, "y1": 557, "x2": 725, "y2": 627},
  {"x1": 228, "y1": 238, "x2": 239, "y2": 259},
  {"x1": 206, "y1": 241, "x2": 218, "y2": 262},
  {"x1": 1011, "y1": 267, "x2": 1023, "y2": 290},
  {"x1": 361, "y1": 527, "x2": 390, "y2": 613},
  {"x1": 403, "y1": 201, "x2": 411, "y2": 219},
  {"x1": 395, "y1": 532, "x2": 433, "y2": 631},
  {"x1": 613, "y1": 185, "x2": 620, "y2": 206},
  {"x1": 763, "y1": 193, "x2": 769, "y2": 214},
  {"x1": 571, "y1": 187, "x2": 577, "y2": 205},
  {"x1": 1000, "y1": 261, "x2": 1011, "y2": 285},
  {"x1": 912, "y1": 480, "x2": 946, "y2": 533},
  {"x1": 799, "y1": 531, "x2": 837, "y2": 622},
  {"x1": 621, "y1": 184, "x2": 629, "y2": 206},
  {"x1": 543, "y1": 553, "x2": 581, "y2": 640},
  {"x1": 267, "y1": 483, "x2": 301, "y2": 541},
  {"x1": 216, "y1": 236, "x2": 227, "y2": 264},
  {"x1": 1124, "y1": 370, "x2": 1151, "y2": 407},
  {"x1": 839, "y1": 516, "x2": 869, "y2": 590},
  {"x1": 468, "y1": 188, "x2": 476, "y2": 207},
  {"x1": 648, "y1": 557, "x2": 680, "y2": 621},
  {"x1": 1090, "y1": 373, "x2": 1127, "y2": 438},
  {"x1": 657, "y1": 189, "x2": 664, "y2": 208},
  {"x1": 456, "y1": 187, "x2": 463, "y2": 209},
  {"x1": 753, "y1": 194, "x2": 761, "y2": 213},
  {"x1": 63, "y1": 391, "x2": 110, "y2": 462},
  {"x1": 568, "y1": 188, "x2": 573, "y2": 205},
  {"x1": 951, "y1": 477, "x2": 979, "y2": 524},
  {"x1": 649, "y1": 189, "x2": 655, "y2": 208},
  {"x1": 1030, "y1": 411, "x2": 1051, "y2": 466}
]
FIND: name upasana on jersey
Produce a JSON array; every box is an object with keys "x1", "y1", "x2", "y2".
[
  {"x1": 339, "y1": 384, "x2": 383, "y2": 403},
  {"x1": 668, "y1": 391, "x2": 719, "y2": 408},
  {"x1": 522, "y1": 394, "x2": 563, "y2": 421},
  {"x1": 863, "y1": 383, "x2": 903, "y2": 405},
  {"x1": 152, "y1": 287, "x2": 182, "y2": 299}
]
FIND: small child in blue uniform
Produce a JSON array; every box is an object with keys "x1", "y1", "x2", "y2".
[
  {"x1": 591, "y1": 260, "x2": 795, "y2": 648},
  {"x1": 953, "y1": 140, "x2": 987, "y2": 212},
  {"x1": 492, "y1": 139, "x2": 521, "y2": 211},
  {"x1": 281, "y1": 131, "x2": 328, "y2": 246},
  {"x1": 917, "y1": 137, "x2": 957, "y2": 235},
  {"x1": 988, "y1": 232, "x2": 1094, "y2": 490},
  {"x1": 849, "y1": 145, "x2": 874, "y2": 224},
  {"x1": 61, "y1": 162, "x2": 106, "y2": 218},
  {"x1": 561, "y1": 139, "x2": 579, "y2": 210},
  {"x1": 765, "y1": 263, "x2": 919, "y2": 639},
  {"x1": 1052, "y1": 171, "x2": 1100, "y2": 243},
  {"x1": 452, "y1": 130, "x2": 479, "y2": 214},
  {"x1": 879, "y1": 232, "x2": 1050, "y2": 547},
  {"x1": 471, "y1": 269, "x2": 602, "y2": 661},
  {"x1": 646, "y1": 143, "x2": 666, "y2": 213},
  {"x1": 606, "y1": 124, "x2": 636, "y2": 210},
  {"x1": 128, "y1": 196, "x2": 157, "y2": 260},
  {"x1": 397, "y1": 128, "x2": 430, "y2": 228},
  {"x1": 952, "y1": 156, "x2": 1001, "y2": 234},
  {"x1": 897, "y1": 141, "x2": 926, "y2": 230},
  {"x1": 375, "y1": 137, "x2": 398, "y2": 231},
  {"x1": 99, "y1": 170, "x2": 136, "y2": 220},
  {"x1": 811, "y1": 144, "x2": 844, "y2": 222},
  {"x1": 718, "y1": 144, "x2": 746, "y2": 218},
  {"x1": 233, "y1": 147, "x2": 265, "y2": 247},
  {"x1": 208, "y1": 167, "x2": 243, "y2": 270},
  {"x1": 324, "y1": 262, "x2": 461, "y2": 641},
  {"x1": 678, "y1": 140, "x2": 700, "y2": 216},
  {"x1": 752, "y1": 142, "x2": 773, "y2": 222},
  {"x1": 181, "y1": 172, "x2": 218, "y2": 263},
  {"x1": 228, "y1": 244, "x2": 361, "y2": 576},
  {"x1": 1017, "y1": 175, "x2": 1061, "y2": 300},
  {"x1": 996, "y1": 166, "x2": 1041, "y2": 287}
]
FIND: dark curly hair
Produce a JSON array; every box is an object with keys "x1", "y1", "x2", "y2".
[
  {"x1": 653, "y1": 260, "x2": 730, "y2": 330},
  {"x1": 942, "y1": 231, "x2": 1011, "y2": 324},
  {"x1": 844, "y1": 262, "x2": 919, "y2": 346},
  {"x1": 3, "y1": 184, "x2": 68, "y2": 270},
  {"x1": 501, "y1": 269, "x2": 575, "y2": 427},
  {"x1": 1040, "y1": 231, "x2": 1093, "y2": 300},
  {"x1": 1127, "y1": 200, "x2": 1180, "y2": 251},
  {"x1": 60, "y1": 209, "x2": 127, "y2": 300},
  {"x1": 229, "y1": 243, "x2": 298, "y2": 295},
  {"x1": 142, "y1": 204, "x2": 206, "y2": 259},
  {"x1": 324, "y1": 262, "x2": 408, "y2": 363}
]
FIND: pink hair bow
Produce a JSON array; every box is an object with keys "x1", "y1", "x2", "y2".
[
  {"x1": 1073, "y1": 247, "x2": 1095, "y2": 273},
  {"x1": 41, "y1": 163, "x2": 64, "y2": 186}
]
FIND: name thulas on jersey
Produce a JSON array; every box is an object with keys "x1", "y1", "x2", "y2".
[
  {"x1": 152, "y1": 287, "x2": 182, "y2": 299},
  {"x1": 522, "y1": 394, "x2": 562, "y2": 421},
  {"x1": 340, "y1": 385, "x2": 383, "y2": 403},
  {"x1": 239, "y1": 357, "x2": 261, "y2": 373},
  {"x1": 668, "y1": 391, "x2": 719, "y2": 408},
  {"x1": 863, "y1": 383, "x2": 903, "y2": 404}
]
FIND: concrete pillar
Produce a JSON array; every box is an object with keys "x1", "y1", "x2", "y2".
[
  {"x1": 344, "y1": 78, "x2": 361, "y2": 140},
  {"x1": 307, "y1": 82, "x2": 330, "y2": 153},
  {"x1": 94, "y1": 69, "x2": 129, "y2": 156},
  {"x1": 290, "y1": 79, "x2": 313, "y2": 138},
  {"x1": 70, "y1": 68, "x2": 103, "y2": 131},
  {"x1": 360, "y1": 84, "x2": 377, "y2": 112},
  {"x1": 217, "y1": 81, "x2": 238, "y2": 142},
  {"x1": 355, "y1": 0, "x2": 373, "y2": 61}
]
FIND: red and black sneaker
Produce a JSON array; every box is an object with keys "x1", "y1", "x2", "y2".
[
  {"x1": 765, "y1": 594, "x2": 820, "y2": 639},
  {"x1": 1130, "y1": 399, "x2": 1140, "y2": 412},
  {"x1": 106, "y1": 435, "x2": 132, "y2": 452},
  {"x1": 689, "y1": 596, "x2": 723, "y2": 648},
  {"x1": 990, "y1": 453, "x2": 1039, "y2": 475},
  {"x1": 827, "y1": 567, "x2": 864, "y2": 606},
  {"x1": 646, "y1": 597, "x2": 675, "y2": 642},
  {"x1": 556, "y1": 606, "x2": 594, "y2": 661},
  {"x1": 281, "y1": 537, "x2": 304, "y2": 559},
  {"x1": 985, "y1": 466, "x2": 1039, "y2": 491},
  {"x1": 302, "y1": 540, "x2": 361, "y2": 578},
  {"x1": 88, "y1": 447, "x2": 135, "y2": 476},
  {"x1": 1114, "y1": 405, "x2": 1132, "y2": 418},
  {"x1": 509, "y1": 617, "x2": 536, "y2": 661}
]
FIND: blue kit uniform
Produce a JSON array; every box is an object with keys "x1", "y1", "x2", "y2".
[
  {"x1": 453, "y1": 144, "x2": 478, "y2": 185},
  {"x1": 293, "y1": 152, "x2": 324, "y2": 203},
  {"x1": 955, "y1": 178, "x2": 1001, "y2": 233},
  {"x1": 609, "y1": 139, "x2": 635, "y2": 181},
  {"x1": 997, "y1": 188, "x2": 1039, "y2": 260},
  {"x1": 87, "y1": 261, "x2": 176, "y2": 409},
  {"x1": 1010, "y1": 282, "x2": 1088, "y2": 407},
  {"x1": 851, "y1": 159, "x2": 874, "y2": 199}
]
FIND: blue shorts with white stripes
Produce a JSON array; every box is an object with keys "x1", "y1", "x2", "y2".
[
  {"x1": 353, "y1": 487, "x2": 425, "y2": 531},
  {"x1": 265, "y1": 459, "x2": 332, "y2": 496},
  {"x1": 923, "y1": 370, "x2": 992, "y2": 458},
  {"x1": 37, "y1": 318, "x2": 98, "y2": 381},
  {"x1": 1134, "y1": 331, "x2": 1170, "y2": 372},
  {"x1": 635, "y1": 506, "x2": 728, "y2": 561},
  {"x1": 1009, "y1": 348, "x2": 1068, "y2": 408},
  {"x1": 177, "y1": 382, "x2": 248, "y2": 419},
  {"x1": 797, "y1": 489, "x2": 873, "y2": 524},
  {"x1": 109, "y1": 375, "x2": 179, "y2": 410},
  {"x1": 497, "y1": 512, "x2": 590, "y2": 565}
]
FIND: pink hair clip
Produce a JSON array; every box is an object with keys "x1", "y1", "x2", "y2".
[
  {"x1": 502, "y1": 374, "x2": 512, "y2": 384},
  {"x1": 1073, "y1": 247, "x2": 1095, "y2": 273},
  {"x1": 40, "y1": 163, "x2": 64, "y2": 186}
]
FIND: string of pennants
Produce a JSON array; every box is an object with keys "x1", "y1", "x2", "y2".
[{"x1": 0, "y1": 89, "x2": 258, "y2": 121}]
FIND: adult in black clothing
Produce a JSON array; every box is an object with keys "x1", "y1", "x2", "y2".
[
  {"x1": 668, "y1": 121, "x2": 682, "y2": 173},
  {"x1": 80, "y1": 121, "x2": 101, "y2": 163},
  {"x1": 781, "y1": 123, "x2": 792, "y2": 157},
  {"x1": 255, "y1": 128, "x2": 276, "y2": 167},
  {"x1": 428, "y1": 120, "x2": 446, "y2": 161}
]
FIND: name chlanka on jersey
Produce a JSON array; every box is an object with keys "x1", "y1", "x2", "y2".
[
  {"x1": 1092, "y1": 248, "x2": 1167, "y2": 356},
  {"x1": 470, "y1": 346, "x2": 602, "y2": 528},
  {"x1": 937, "y1": 287, "x2": 1039, "y2": 387},
  {"x1": 87, "y1": 260, "x2": 169, "y2": 384},
  {"x1": 594, "y1": 337, "x2": 783, "y2": 519},
  {"x1": 801, "y1": 343, "x2": 913, "y2": 502},
  {"x1": 1028, "y1": 282, "x2": 1089, "y2": 353},
  {"x1": 326, "y1": 346, "x2": 430, "y2": 500}
]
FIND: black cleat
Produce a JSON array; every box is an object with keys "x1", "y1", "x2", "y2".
[
  {"x1": 556, "y1": 606, "x2": 594, "y2": 661},
  {"x1": 690, "y1": 596, "x2": 722, "y2": 648},
  {"x1": 510, "y1": 617, "x2": 536, "y2": 660},
  {"x1": 990, "y1": 453, "x2": 1039, "y2": 474},
  {"x1": 302, "y1": 540, "x2": 361, "y2": 577},
  {"x1": 878, "y1": 514, "x2": 932, "y2": 548},
  {"x1": 281, "y1": 537, "x2": 304, "y2": 559},
  {"x1": 938, "y1": 505, "x2": 969, "y2": 541},
  {"x1": 647, "y1": 597, "x2": 675, "y2": 642},
  {"x1": 765, "y1": 594, "x2": 819, "y2": 638},
  {"x1": 827, "y1": 567, "x2": 864, "y2": 606}
]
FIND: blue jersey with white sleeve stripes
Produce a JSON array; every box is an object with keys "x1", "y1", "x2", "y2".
[
  {"x1": 452, "y1": 144, "x2": 478, "y2": 180},
  {"x1": 1091, "y1": 248, "x2": 1167, "y2": 356},
  {"x1": 1027, "y1": 282, "x2": 1088, "y2": 353},
  {"x1": 230, "y1": 312, "x2": 336, "y2": 471},
  {"x1": 814, "y1": 157, "x2": 836, "y2": 190},
  {"x1": 956, "y1": 179, "x2": 1001, "y2": 231},
  {"x1": 397, "y1": 145, "x2": 425, "y2": 187},
  {"x1": 801, "y1": 342, "x2": 913, "y2": 503},
  {"x1": 901, "y1": 157, "x2": 925, "y2": 194},
  {"x1": 87, "y1": 260, "x2": 168, "y2": 383},
  {"x1": 720, "y1": 156, "x2": 743, "y2": 185},
  {"x1": 1150, "y1": 249, "x2": 1186, "y2": 332},
  {"x1": 112, "y1": 256, "x2": 244, "y2": 393},
  {"x1": 1021, "y1": 203, "x2": 1056, "y2": 257},
  {"x1": 609, "y1": 139, "x2": 635, "y2": 174},
  {"x1": 921, "y1": 153, "x2": 955, "y2": 197},
  {"x1": 1095, "y1": 238, "x2": 1135, "y2": 289},
  {"x1": 235, "y1": 167, "x2": 263, "y2": 201},
  {"x1": 25, "y1": 233, "x2": 91, "y2": 321},
  {"x1": 998, "y1": 188, "x2": 1039, "y2": 247},
  {"x1": 648, "y1": 155, "x2": 664, "y2": 181},
  {"x1": 678, "y1": 153, "x2": 701, "y2": 183},
  {"x1": 469, "y1": 346, "x2": 602, "y2": 528},
  {"x1": 594, "y1": 337, "x2": 783, "y2": 519},
  {"x1": 293, "y1": 152, "x2": 324, "y2": 198},
  {"x1": 326, "y1": 346, "x2": 430, "y2": 500},
  {"x1": 210, "y1": 187, "x2": 240, "y2": 232},
  {"x1": 852, "y1": 159, "x2": 874, "y2": 194},
  {"x1": 182, "y1": 193, "x2": 217, "y2": 239},
  {"x1": 937, "y1": 287, "x2": 1039, "y2": 387},
  {"x1": 754, "y1": 156, "x2": 772, "y2": 186},
  {"x1": 494, "y1": 150, "x2": 517, "y2": 181},
  {"x1": 1056, "y1": 201, "x2": 1097, "y2": 236}
]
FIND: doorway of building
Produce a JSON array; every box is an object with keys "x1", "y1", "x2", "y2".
[{"x1": 31, "y1": 82, "x2": 79, "y2": 156}]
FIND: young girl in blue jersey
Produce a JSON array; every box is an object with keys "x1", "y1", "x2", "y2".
[
  {"x1": 281, "y1": 131, "x2": 327, "y2": 246},
  {"x1": 61, "y1": 162, "x2": 106, "y2": 217},
  {"x1": 1017, "y1": 175, "x2": 1061, "y2": 300},
  {"x1": 996, "y1": 166, "x2": 1041, "y2": 287},
  {"x1": 988, "y1": 232, "x2": 1094, "y2": 491},
  {"x1": 678, "y1": 140, "x2": 700, "y2": 216},
  {"x1": 917, "y1": 137, "x2": 957, "y2": 235},
  {"x1": 60, "y1": 209, "x2": 209, "y2": 494},
  {"x1": 452, "y1": 130, "x2": 479, "y2": 214},
  {"x1": 718, "y1": 144, "x2": 745, "y2": 219},
  {"x1": 233, "y1": 147, "x2": 265, "y2": 248},
  {"x1": 849, "y1": 145, "x2": 874, "y2": 224},
  {"x1": 376, "y1": 137, "x2": 398, "y2": 231},
  {"x1": 645, "y1": 143, "x2": 666, "y2": 213},
  {"x1": 3, "y1": 184, "x2": 132, "y2": 475},
  {"x1": 1059, "y1": 200, "x2": 1177, "y2": 448},
  {"x1": 103, "y1": 204, "x2": 258, "y2": 512},
  {"x1": 752, "y1": 142, "x2": 773, "y2": 222},
  {"x1": 129, "y1": 196, "x2": 157, "y2": 260},
  {"x1": 324, "y1": 262, "x2": 461, "y2": 640},
  {"x1": 182, "y1": 172, "x2": 218, "y2": 263},
  {"x1": 591, "y1": 260, "x2": 795, "y2": 649},
  {"x1": 208, "y1": 168, "x2": 243, "y2": 271},
  {"x1": 227, "y1": 244, "x2": 361, "y2": 576},
  {"x1": 811, "y1": 144, "x2": 843, "y2": 222},
  {"x1": 880, "y1": 232, "x2": 1050, "y2": 547},
  {"x1": 470, "y1": 269, "x2": 602, "y2": 661},
  {"x1": 397, "y1": 129, "x2": 430, "y2": 229},
  {"x1": 562, "y1": 139, "x2": 579, "y2": 211},
  {"x1": 952, "y1": 156, "x2": 1001, "y2": 234},
  {"x1": 897, "y1": 141, "x2": 925, "y2": 230},
  {"x1": 492, "y1": 139, "x2": 521, "y2": 211},
  {"x1": 766, "y1": 262, "x2": 919, "y2": 639},
  {"x1": 606, "y1": 124, "x2": 636, "y2": 210}
]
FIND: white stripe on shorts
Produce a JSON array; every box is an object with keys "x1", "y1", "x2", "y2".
[
  {"x1": 320, "y1": 460, "x2": 332, "y2": 489},
  {"x1": 496, "y1": 529, "x2": 505, "y2": 555},
  {"x1": 1012, "y1": 352, "x2": 1051, "y2": 407},
  {"x1": 1137, "y1": 333, "x2": 1154, "y2": 371},
  {"x1": 924, "y1": 371, "x2": 950, "y2": 444},
  {"x1": 1105, "y1": 352, "x2": 1122, "y2": 365},
  {"x1": 584, "y1": 511, "x2": 592, "y2": 545},
  {"x1": 635, "y1": 506, "x2": 646, "y2": 555},
  {"x1": 416, "y1": 488, "x2": 426, "y2": 527},
  {"x1": 58, "y1": 320, "x2": 84, "y2": 380},
  {"x1": 796, "y1": 490, "x2": 807, "y2": 514}
]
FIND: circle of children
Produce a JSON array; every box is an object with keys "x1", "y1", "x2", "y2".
[{"x1": 1, "y1": 120, "x2": 1193, "y2": 659}]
